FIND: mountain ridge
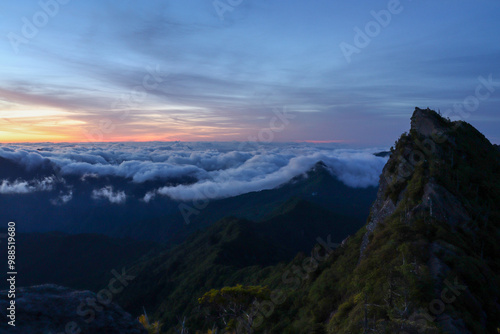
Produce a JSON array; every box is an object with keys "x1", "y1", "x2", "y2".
[
  {"x1": 266, "y1": 107, "x2": 500, "y2": 333},
  {"x1": 114, "y1": 196, "x2": 362, "y2": 327},
  {"x1": 143, "y1": 107, "x2": 499, "y2": 333},
  {"x1": 7, "y1": 107, "x2": 499, "y2": 333}
]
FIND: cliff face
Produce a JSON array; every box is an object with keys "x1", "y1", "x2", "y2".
[
  {"x1": 360, "y1": 108, "x2": 471, "y2": 259},
  {"x1": 166, "y1": 107, "x2": 498, "y2": 334},
  {"x1": 270, "y1": 107, "x2": 499, "y2": 334},
  {"x1": 113, "y1": 108, "x2": 497, "y2": 334},
  {"x1": 353, "y1": 107, "x2": 500, "y2": 333}
]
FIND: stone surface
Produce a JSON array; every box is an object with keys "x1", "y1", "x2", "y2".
[
  {"x1": 359, "y1": 108, "x2": 481, "y2": 333},
  {"x1": 410, "y1": 107, "x2": 448, "y2": 138},
  {"x1": 0, "y1": 284, "x2": 146, "y2": 334}
]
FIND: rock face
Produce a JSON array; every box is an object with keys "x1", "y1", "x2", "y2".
[
  {"x1": 410, "y1": 107, "x2": 448, "y2": 137},
  {"x1": 0, "y1": 284, "x2": 146, "y2": 334},
  {"x1": 359, "y1": 164, "x2": 395, "y2": 260},
  {"x1": 414, "y1": 181, "x2": 470, "y2": 226},
  {"x1": 357, "y1": 107, "x2": 500, "y2": 333},
  {"x1": 360, "y1": 107, "x2": 470, "y2": 260}
]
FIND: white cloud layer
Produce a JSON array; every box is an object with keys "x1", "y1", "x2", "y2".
[
  {"x1": 50, "y1": 190, "x2": 73, "y2": 206},
  {"x1": 0, "y1": 176, "x2": 56, "y2": 194},
  {"x1": 91, "y1": 186, "x2": 126, "y2": 204},
  {"x1": 0, "y1": 142, "x2": 388, "y2": 201}
]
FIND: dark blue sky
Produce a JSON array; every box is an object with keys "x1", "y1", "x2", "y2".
[{"x1": 1, "y1": 0, "x2": 499, "y2": 144}]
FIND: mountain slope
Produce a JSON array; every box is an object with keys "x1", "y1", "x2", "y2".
[
  {"x1": 127, "y1": 161, "x2": 378, "y2": 244},
  {"x1": 190, "y1": 161, "x2": 377, "y2": 224},
  {"x1": 136, "y1": 107, "x2": 500, "y2": 333},
  {"x1": 255, "y1": 108, "x2": 500, "y2": 333},
  {"x1": 10, "y1": 107, "x2": 498, "y2": 333},
  {"x1": 115, "y1": 198, "x2": 362, "y2": 329}
]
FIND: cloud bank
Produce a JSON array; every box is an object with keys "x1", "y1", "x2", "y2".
[
  {"x1": 0, "y1": 176, "x2": 56, "y2": 194},
  {"x1": 50, "y1": 190, "x2": 73, "y2": 206},
  {"x1": 0, "y1": 142, "x2": 388, "y2": 201},
  {"x1": 91, "y1": 186, "x2": 126, "y2": 204}
]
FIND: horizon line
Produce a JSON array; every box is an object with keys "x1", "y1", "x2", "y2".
[{"x1": 0, "y1": 139, "x2": 351, "y2": 145}]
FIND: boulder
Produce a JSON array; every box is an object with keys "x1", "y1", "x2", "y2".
[{"x1": 0, "y1": 284, "x2": 146, "y2": 334}]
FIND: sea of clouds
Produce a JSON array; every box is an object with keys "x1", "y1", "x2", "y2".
[
  {"x1": 0, "y1": 142, "x2": 389, "y2": 203},
  {"x1": 0, "y1": 176, "x2": 56, "y2": 194}
]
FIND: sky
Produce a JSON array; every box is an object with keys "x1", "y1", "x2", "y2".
[{"x1": 0, "y1": 0, "x2": 499, "y2": 145}]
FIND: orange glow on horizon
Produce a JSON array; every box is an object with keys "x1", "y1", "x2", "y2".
[
  {"x1": 0, "y1": 133, "x2": 197, "y2": 144},
  {"x1": 0, "y1": 132, "x2": 350, "y2": 144},
  {"x1": 0, "y1": 108, "x2": 348, "y2": 144},
  {"x1": 0, "y1": 111, "x2": 262, "y2": 143}
]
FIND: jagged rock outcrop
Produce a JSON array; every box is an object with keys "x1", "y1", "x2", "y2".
[
  {"x1": 360, "y1": 108, "x2": 475, "y2": 259},
  {"x1": 355, "y1": 107, "x2": 499, "y2": 333},
  {"x1": 360, "y1": 108, "x2": 454, "y2": 259},
  {"x1": 413, "y1": 181, "x2": 470, "y2": 226},
  {"x1": 359, "y1": 165, "x2": 396, "y2": 260},
  {"x1": 251, "y1": 107, "x2": 499, "y2": 333},
  {"x1": 410, "y1": 107, "x2": 448, "y2": 137},
  {"x1": 0, "y1": 284, "x2": 146, "y2": 334}
]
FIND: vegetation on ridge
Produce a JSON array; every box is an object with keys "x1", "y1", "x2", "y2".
[{"x1": 130, "y1": 108, "x2": 500, "y2": 333}]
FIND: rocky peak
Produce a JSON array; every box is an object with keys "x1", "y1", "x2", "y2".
[
  {"x1": 410, "y1": 107, "x2": 448, "y2": 137},
  {"x1": 356, "y1": 107, "x2": 500, "y2": 333},
  {"x1": 359, "y1": 107, "x2": 480, "y2": 260}
]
